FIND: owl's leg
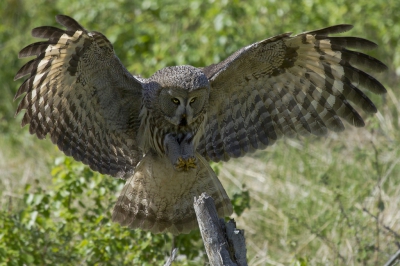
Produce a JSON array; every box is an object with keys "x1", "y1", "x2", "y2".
[
  {"x1": 177, "y1": 132, "x2": 197, "y2": 170},
  {"x1": 164, "y1": 133, "x2": 197, "y2": 171}
]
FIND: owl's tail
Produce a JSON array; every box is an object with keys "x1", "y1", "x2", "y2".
[{"x1": 112, "y1": 152, "x2": 233, "y2": 234}]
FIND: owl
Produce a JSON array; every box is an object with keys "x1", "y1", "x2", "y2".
[{"x1": 14, "y1": 15, "x2": 387, "y2": 234}]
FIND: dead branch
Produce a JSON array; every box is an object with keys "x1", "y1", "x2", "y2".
[{"x1": 194, "y1": 193, "x2": 247, "y2": 266}]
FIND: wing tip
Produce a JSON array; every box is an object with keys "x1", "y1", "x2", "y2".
[
  {"x1": 303, "y1": 24, "x2": 354, "y2": 36},
  {"x1": 55, "y1": 14, "x2": 85, "y2": 32},
  {"x1": 55, "y1": 14, "x2": 72, "y2": 25},
  {"x1": 327, "y1": 24, "x2": 354, "y2": 34}
]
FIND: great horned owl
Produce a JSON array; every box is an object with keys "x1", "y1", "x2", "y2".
[{"x1": 14, "y1": 15, "x2": 387, "y2": 234}]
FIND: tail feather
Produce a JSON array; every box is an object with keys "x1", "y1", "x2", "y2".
[{"x1": 112, "y1": 152, "x2": 232, "y2": 234}]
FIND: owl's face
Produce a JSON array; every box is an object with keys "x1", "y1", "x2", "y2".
[
  {"x1": 149, "y1": 65, "x2": 210, "y2": 127},
  {"x1": 158, "y1": 86, "x2": 208, "y2": 126}
]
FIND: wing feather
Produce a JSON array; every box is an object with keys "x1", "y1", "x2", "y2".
[
  {"x1": 14, "y1": 15, "x2": 143, "y2": 178},
  {"x1": 199, "y1": 25, "x2": 387, "y2": 162}
]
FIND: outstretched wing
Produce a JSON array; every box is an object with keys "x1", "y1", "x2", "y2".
[
  {"x1": 14, "y1": 15, "x2": 143, "y2": 178},
  {"x1": 198, "y1": 25, "x2": 387, "y2": 162}
]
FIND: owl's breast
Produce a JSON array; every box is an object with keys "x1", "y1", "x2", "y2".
[{"x1": 138, "y1": 108, "x2": 206, "y2": 158}]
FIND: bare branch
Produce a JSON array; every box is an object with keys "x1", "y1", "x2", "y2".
[
  {"x1": 163, "y1": 248, "x2": 177, "y2": 266},
  {"x1": 194, "y1": 193, "x2": 248, "y2": 266},
  {"x1": 384, "y1": 249, "x2": 400, "y2": 266}
]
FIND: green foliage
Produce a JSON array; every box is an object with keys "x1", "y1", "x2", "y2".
[
  {"x1": 293, "y1": 257, "x2": 310, "y2": 266},
  {"x1": 1, "y1": 0, "x2": 400, "y2": 265},
  {"x1": 0, "y1": 157, "x2": 176, "y2": 265},
  {"x1": 231, "y1": 186, "x2": 250, "y2": 217},
  {"x1": 0, "y1": 156, "x2": 251, "y2": 264}
]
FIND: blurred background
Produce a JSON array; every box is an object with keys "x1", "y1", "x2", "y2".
[{"x1": 0, "y1": 0, "x2": 399, "y2": 265}]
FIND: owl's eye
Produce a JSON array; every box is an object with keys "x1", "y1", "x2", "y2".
[
  {"x1": 172, "y1": 98, "x2": 180, "y2": 105},
  {"x1": 189, "y1": 98, "x2": 196, "y2": 104}
]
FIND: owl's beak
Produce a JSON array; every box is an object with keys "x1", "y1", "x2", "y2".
[{"x1": 180, "y1": 113, "x2": 188, "y2": 126}]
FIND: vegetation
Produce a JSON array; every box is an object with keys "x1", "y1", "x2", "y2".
[{"x1": 1, "y1": 0, "x2": 399, "y2": 265}]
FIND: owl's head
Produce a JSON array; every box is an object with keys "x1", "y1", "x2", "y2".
[{"x1": 147, "y1": 65, "x2": 210, "y2": 127}]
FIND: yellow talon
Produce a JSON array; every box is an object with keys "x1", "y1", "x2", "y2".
[
  {"x1": 185, "y1": 157, "x2": 197, "y2": 169},
  {"x1": 175, "y1": 157, "x2": 197, "y2": 171},
  {"x1": 176, "y1": 157, "x2": 186, "y2": 169}
]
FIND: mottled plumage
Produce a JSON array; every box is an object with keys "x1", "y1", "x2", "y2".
[{"x1": 14, "y1": 15, "x2": 387, "y2": 234}]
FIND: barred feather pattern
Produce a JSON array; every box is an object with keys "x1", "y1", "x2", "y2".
[
  {"x1": 198, "y1": 25, "x2": 387, "y2": 162},
  {"x1": 14, "y1": 15, "x2": 144, "y2": 178}
]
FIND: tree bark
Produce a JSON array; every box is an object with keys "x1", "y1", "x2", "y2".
[
  {"x1": 194, "y1": 193, "x2": 248, "y2": 266},
  {"x1": 163, "y1": 248, "x2": 177, "y2": 266},
  {"x1": 384, "y1": 249, "x2": 400, "y2": 266}
]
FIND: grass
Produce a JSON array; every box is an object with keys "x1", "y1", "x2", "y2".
[{"x1": 0, "y1": 123, "x2": 56, "y2": 208}]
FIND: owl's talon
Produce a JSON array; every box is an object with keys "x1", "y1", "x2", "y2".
[{"x1": 175, "y1": 157, "x2": 197, "y2": 171}]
